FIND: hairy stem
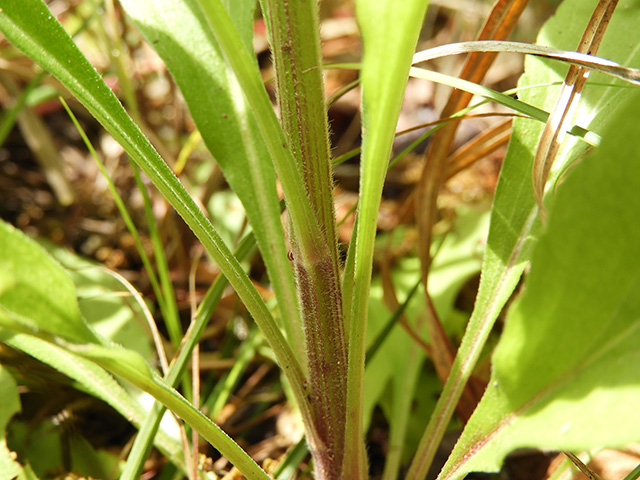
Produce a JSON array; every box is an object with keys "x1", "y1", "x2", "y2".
[{"x1": 260, "y1": 1, "x2": 347, "y2": 478}]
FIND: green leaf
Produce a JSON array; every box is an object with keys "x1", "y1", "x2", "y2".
[
  {"x1": 118, "y1": 0, "x2": 302, "y2": 348},
  {"x1": 8, "y1": 419, "x2": 60, "y2": 479},
  {"x1": 476, "y1": 0, "x2": 640, "y2": 342},
  {"x1": 344, "y1": 0, "x2": 429, "y2": 476},
  {"x1": 363, "y1": 208, "x2": 489, "y2": 476},
  {"x1": 364, "y1": 208, "x2": 490, "y2": 425},
  {"x1": 71, "y1": 342, "x2": 270, "y2": 480},
  {"x1": 68, "y1": 435, "x2": 121, "y2": 479},
  {"x1": 0, "y1": 366, "x2": 22, "y2": 479},
  {"x1": 438, "y1": 89, "x2": 640, "y2": 480},
  {"x1": 119, "y1": 232, "x2": 257, "y2": 480},
  {"x1": 4, "y1": 328, "x2": 268, "y2": 479},
  {"x1": 16, "y1": 463, "x2": 39, "y2": 480},
  {"x1": 221, "y1": 0, "x2": 256, "y2": 55},
  {"x1": 0, "y1": 220, "x2": 99, "y2": 344},
  {"x1": 66, "y1": 341, "x2": 156, "y2": 390},
  {"x1": 408, "y1": 2, "x2": 640, "y2": 476}
]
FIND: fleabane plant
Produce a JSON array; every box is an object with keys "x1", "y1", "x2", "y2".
[{"x1": 1, "y1": 0, "x2": 640, "y2": 479}]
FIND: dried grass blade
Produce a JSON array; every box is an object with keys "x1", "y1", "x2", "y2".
[
  {"x1": 413, "y1": 1, "x2": 527, "y2": 435},
  {"x1": 532, "y1": 0, "x2": 619, "y2": 213},
  {"x1": 415, "y1": 0, "x2": 528, "y2": 281},
  {"x1": 564, "y1": 451, "x2": 605, "y2": 480},
  {"x1": 446, "y1": 118, "x2": 513, "y2": 180}
]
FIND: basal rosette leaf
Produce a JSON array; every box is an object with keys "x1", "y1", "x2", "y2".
[{"x1": 439, "y1": 88, "x2": 640, "y2": 480}]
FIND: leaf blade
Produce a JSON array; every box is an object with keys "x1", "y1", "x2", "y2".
[
  {"x1": 345, "y1": 1, "x2": 430, "y2": 477},
  {"x1": 118, "y1": 0, "x2": 303, "y2": 353},
  {"x1": 0, "y1": 365, "x2": 22, "y2": 479},
  {"x1": 0, "y1": 221, "x2": 99, "y2": 344},
  {"x1": 0, "y1": 330, "x2": 188, "y2": 473},
  {"x1": 439, "y1": 87, "x2": 640, "y2": 480}
]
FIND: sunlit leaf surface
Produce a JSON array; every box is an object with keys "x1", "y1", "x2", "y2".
[{"x1": 439, "y1": 88, "x2": 640, "y2": 480}]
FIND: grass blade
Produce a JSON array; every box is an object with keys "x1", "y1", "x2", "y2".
[
  {"x1": 119, "y1": 0, "x2": 303, "y2": 354},
  {"x1": 69, "y1": 342, "x2": 271, "y2": 480},
  {"x1": 0, "y1": 332, "x2": 189, "y2": 474},
  {"x1": 121, "y1": 234, "x2": 257, "y2": 480}
]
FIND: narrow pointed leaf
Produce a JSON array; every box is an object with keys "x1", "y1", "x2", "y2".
[
  {"x1": 221, "y1": 0, "x2": 255, "y2": 54},
  {"x1": 0, "y1": 0, "x2": 307, "y2": 411},
  {"x1": 118, "y1": 0, "x2": 302, "y2": 349},
  {"x1": 345, "y1": 0, "x2": 429, "y2": 476},
  {"x1": 0, "y1": 331, "x2": 189, "y2": 473},
  {"x1": 71, "y1": 342, "x2": 270, "y2": 480}
]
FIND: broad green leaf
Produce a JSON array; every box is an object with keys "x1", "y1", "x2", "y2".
[
  {"x1": 0, "y1": 220, "x2": 99, "y2": 344},
  {"x1": 8, "y1": 420, "x2": 61, "y2": 479},
  {"x1": 68, "y1": 435, "x2": 121, "y2": 479},
  {"x1": 473, "y1": 0, "x2": 640, "y2": 352},
  {"x1": 345, "y1": 0, "x2": 429, "y2": 475},
  {"x1": 118, "y1": 0, "x2": 302, "y2": 349},
  {"x1": 0, "y1": 366, "x2": 22, "y2": 479},
  {"x1": 409, "y1": 3, "x2": 640, "y2": 476},
  {"x1": 438, "y1": 89, "x2": 640, "y2": 480}
]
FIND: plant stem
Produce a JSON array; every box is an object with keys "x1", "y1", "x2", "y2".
[
  {"x1": 192, "y1": 0, "x2": 351, "y2": 472},
  {"x1": 259, "y1": 2, "x2": 347, "y2": 478}
]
